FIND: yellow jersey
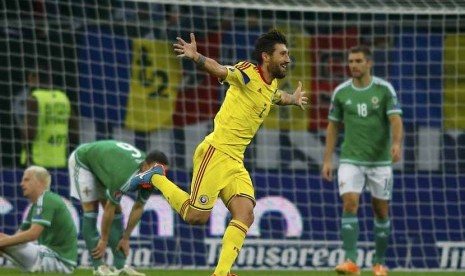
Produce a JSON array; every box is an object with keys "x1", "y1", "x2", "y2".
[{"x1": 204, "y1": 61, "x2": 282, "y2": 161}]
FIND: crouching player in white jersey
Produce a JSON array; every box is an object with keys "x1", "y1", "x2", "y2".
[
  {"x1": 0, "y1": 166, "x2": 77, "y2": 274},
  {"x1": 68, "y1": 140, "x2": 169, "y2": 276}
]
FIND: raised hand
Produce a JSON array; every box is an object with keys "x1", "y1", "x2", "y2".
[
  {"x1": 293, "y1": 81, "x2": 309, "y2": 110},
  {"x1": 173, "y1": 33, "x2": 198, "y2": 60}
]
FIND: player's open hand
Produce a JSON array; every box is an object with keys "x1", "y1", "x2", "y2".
[
  {"x1": 174, "y1": 33, "x2": 198, "y2": 60},
  {"x1": 116, "y1": 237, "x2": 130, "y2": 257},
  {"x1": 92, "y1": 239, "x2": 108, "y2": 260},
  {"x1": 293, "y1": 81, "x2": 308, "y2": 110}
]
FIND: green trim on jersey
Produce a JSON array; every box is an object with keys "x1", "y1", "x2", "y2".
[
  {"x1": 31, "y1": 219, "x2": 52, "y2": 226},
  {"x1": 329, "y1": 77, "x2": 402, "y2": 166},
  {"x1": 22, "y1": 191, "x2": 78, "y2": 266}
]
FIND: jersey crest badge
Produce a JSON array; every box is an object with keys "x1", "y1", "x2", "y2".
[
  {"x1": 199, "y1": 195, "x2": 209, "y2": 205},
  {"x1": 371, "y1": 96, "x2": 379, "y2": 109}
]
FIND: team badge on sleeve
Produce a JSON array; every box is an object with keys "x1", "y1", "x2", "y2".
[{"x1": 199, "y1": 195, "x2": 209, "y2": 205}]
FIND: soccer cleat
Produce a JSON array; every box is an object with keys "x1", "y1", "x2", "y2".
[
  {"x1": 334, "y1": 259, "x2": 361, "y2": 275},
  {"x1": 93, "y1": 265, "x2": 118, "y2": 276},
  {"x1": 372, "y1": 263, "x2": 388, "y2": 276},
  {"x1": 114, "y1": 265, "x2": 146, "y2": 276},
  {"x1": 130, "y1": 163, "x2": 166, "y2": 191},
  {"x1": 152, "y1": 163, "x2": 166, "y2": 176},
  {"x1": 211, "y1": 274, "x2": 238, "y2": 276}
]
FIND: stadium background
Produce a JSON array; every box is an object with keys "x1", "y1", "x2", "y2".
[{"x1": 0, "y1": 0, "x2": 464, "y2": 272}]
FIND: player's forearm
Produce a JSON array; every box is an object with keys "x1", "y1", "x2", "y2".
[
  {"x1": 123, "y1": 202, "x2": 144, "y2": 240},
  {"x1": 390, "y1": 115, "x2": 403, "y2": 146},
  {"x1": 324, "y1": 122, "x2": 339, "y2": 163},
  {"x1": 0, "y1": 230, "x2": 38, "y2": 248},
  {"x1": 278, "y1": 91, "x2": 297, "y2": 106},
  {"x1": 192, "y1": 53, "x2": 227, "y2": 80},
  {"x1": 100, "y1": 203, "x2": 116, "y2": 242}
]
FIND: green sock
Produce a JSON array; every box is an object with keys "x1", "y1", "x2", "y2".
[
  {"x1": 341, "y1": 213, "x2": 359, "y2": 262},
  {"x1": 373, "y1": 218, "x2": 391, "y2": 265},
  {"x1": 109, "y1": 214, "x2": 126, "y2": 269},
  {"x1": 82, "y1": 211, "x2": 103, "y2": 269}
]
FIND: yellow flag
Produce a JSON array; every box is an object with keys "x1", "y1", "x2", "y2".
[
  {"x1": 444, "y1": 34, "x2": 465, "y2": 130},
  {"x1": 125, "y1": 39, "x2": 181, "y2": 131}
]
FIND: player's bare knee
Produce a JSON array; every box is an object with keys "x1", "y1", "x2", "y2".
[
  {"x1": 342, "y1": 201, "x2": 359, "y2": 213},
  {"x1": 185, "y1": 216, "x2": 208, "y2": 225},
  {"x1": 228, "y1": 197, "x2": 255, "y2": 227},
  {"x1": 233, "y1": 209, "x2": 254, "y2": 227},
  {"x1": 245, "y1": 209, "x2": 255, "y2": 226},
  {"x1": 184, "y1": 210, "x2": 210, "y2": 225},
  {"x1": 372, "y1": 200, "x2": 389, "y2": 219}
]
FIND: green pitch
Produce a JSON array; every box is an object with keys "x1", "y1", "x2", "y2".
[{"x1": 0, "y1": 268, "x2": 463, "y2": 276}]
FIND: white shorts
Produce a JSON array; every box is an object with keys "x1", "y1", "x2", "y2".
[
  {"x1": 69, "y1": 150, "x2": 106, "y2": 202},
  {"x1": 337, "y1": 163, "x2": 393, "y2": 200},
  {"x1": 1, "y1": 242, "x2": 74, "y2": 274}
]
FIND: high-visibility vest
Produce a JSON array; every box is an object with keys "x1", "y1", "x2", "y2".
[{"x1": 21, "y1": 89, "x2": 71, "y2": 168}]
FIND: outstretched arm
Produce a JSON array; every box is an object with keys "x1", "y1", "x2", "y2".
[
  {"x1": 173, "y1": 33, "x2": 228, "y2": 80},
  {"x1": 277, "y1": 81, "x2": 308, "y2": 110}
]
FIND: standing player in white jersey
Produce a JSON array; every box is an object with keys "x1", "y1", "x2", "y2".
[
  {"x1": 68, "y1": 140, "x2": 168, "y2": 276},
  {"x1": 0, "y1": 166, "x2": 77, "y2": 274},
  {"x1": 321, "y1": 46, "x2": 403, "y2": 276}
]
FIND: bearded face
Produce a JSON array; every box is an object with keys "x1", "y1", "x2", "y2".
[{"x1": 266, "y1": 43, "x2": 290, "y2": 80}]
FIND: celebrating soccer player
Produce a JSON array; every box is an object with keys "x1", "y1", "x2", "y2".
[
  {"x1": 321, "y1": 46, "x2": 403, "y2": 276},
  {"x1": 129, "y1": 30, "x2": 308, "y2": 276}
]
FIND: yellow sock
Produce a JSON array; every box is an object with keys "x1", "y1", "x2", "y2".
[
  {"x1": 152, "y1": 175, "x2": 190, "y2": 218},
  {"x1": 213, "y1": 219, "x2": 248, "y2": 276}
]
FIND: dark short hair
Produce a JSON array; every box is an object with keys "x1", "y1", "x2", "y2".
[
  {"x1": 349, "y1": 46, "x2": 373, "y2": 61},
  {"x1": 145, "y1": 150, "x2": 169, "y2": 166},
  {"x1": 254, "y1": 30, "x2": 287, "y2": 65}
]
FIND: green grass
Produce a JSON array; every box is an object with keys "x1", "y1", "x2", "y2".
[{"x1": 0, "y1": 268, "x2": 464, "y2": 276}]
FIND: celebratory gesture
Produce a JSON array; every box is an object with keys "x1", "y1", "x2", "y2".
[
  {"x1": 129, "y1": 30, "x2": 307, "y2": 276},
  {"x1": 174, "y1": 32, "x2": 308, "y2": 109}
]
